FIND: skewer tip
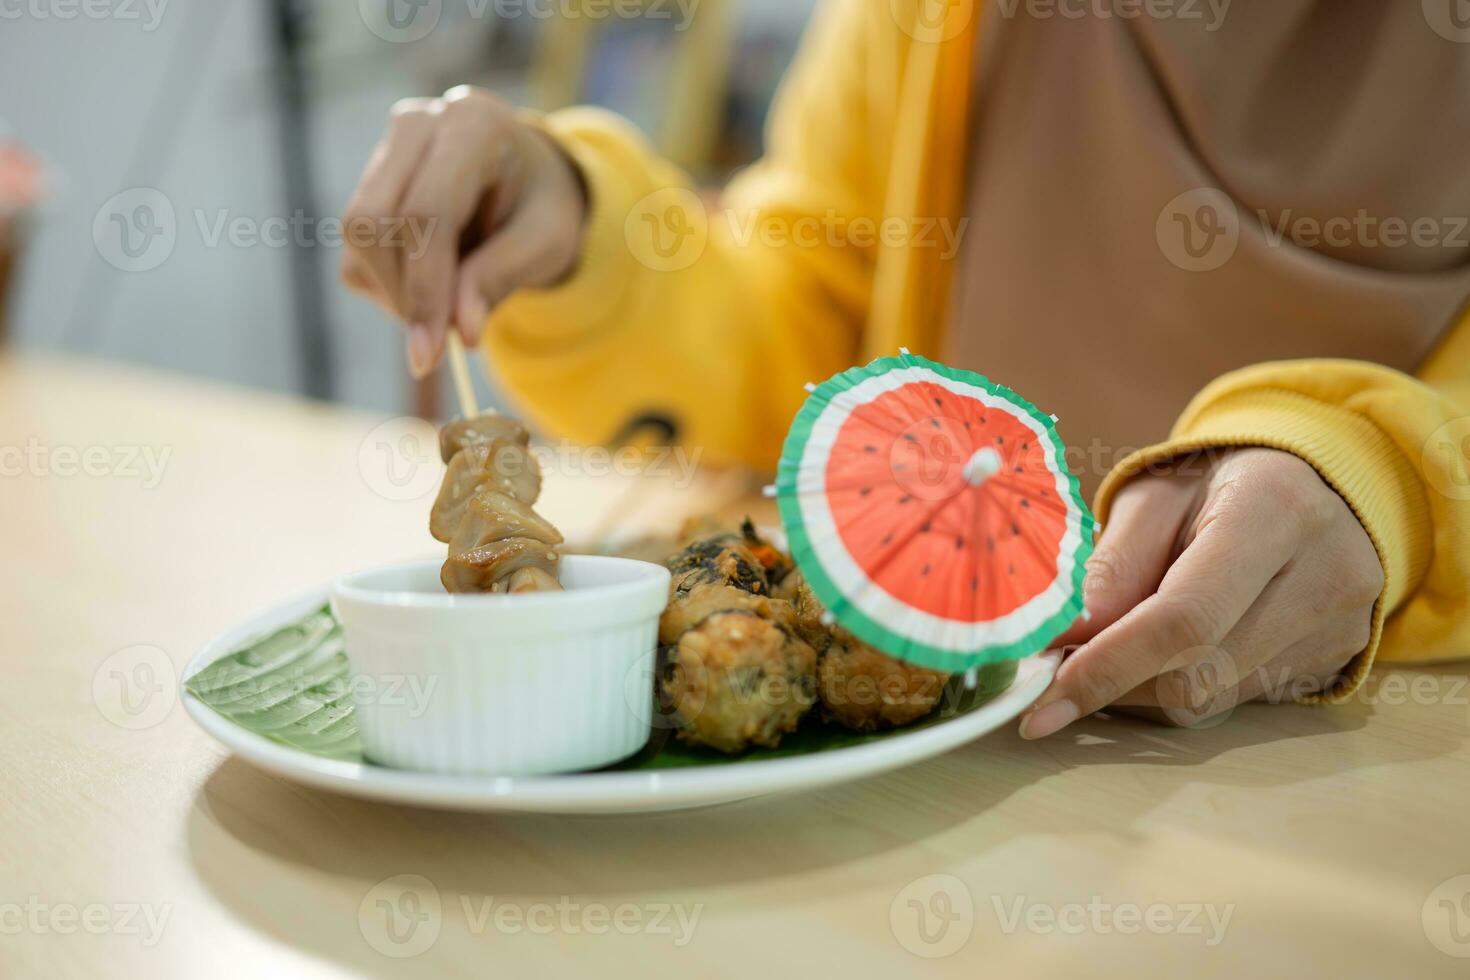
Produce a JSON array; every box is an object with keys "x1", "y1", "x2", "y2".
[
  {"x1": 803, "y1": 382, "x2": 818, "y2": 393},
  {"x1": 761, "y1": 484, "x2": 778, "y2": 498},
  {"x1": 819, "y1": 611, "x2": 836, "y2": 627},
  {"x1": 1049, "y1": 413, "x2": 1059, "y2": 423}
]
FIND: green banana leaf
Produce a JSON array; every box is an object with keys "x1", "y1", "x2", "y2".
[{"x1": 186, "y1": 607, "x2": 1018, "y2": 771}]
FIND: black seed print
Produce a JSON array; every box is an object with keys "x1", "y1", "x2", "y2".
[
  {"x1": 920, "y1": 522, "x2": 931, "y2": 533},
  {"x1": 859, "y1": 487, "x2": 872, "y2": 497},
  {"x1": 963, "y1": 421, "x2": 972, "y2": 430},
  {"x1": 933, "y1": 397, "x2": 942, "y2": 408},
  {"x1": 930, "y1": 418, "x2": 941, "y2": 429},
  {"x1": 1021, "y1": 441, "x2": 1029, "y2": 451},
  {"x1": 996, "y1": 436, "x2": 1004, "y2": 445},
  {"x1": 881, "y1": 533, "x2": 893, "y2": 546},
  {"x1": 1011, "y1": 522, "x2": 1021, "y2": 536},
  {"x1": 921, "y1": 564, "x2": 931, "y2": 576},
  {"x1": 865, "y1": 445, "x2": 878, "y2": 453},
  {"x1": 970, "y1": 576, "x2": 979, "y2": 592},
  {"x1": 1007, "y1": 562, "x2": 1015, "y2": 576},
  {"x1": 955, "y1": 536, "x2": 965, "y2": 550},
  {"x1": 986, "y1": 536, "x2": 995, "y2": 553},
  {"x1": 1020, "y1": 499, "x2": 1030, "y2": 509},
  {"x1": 903, "y1": 433, "x2": 918, "y2": 444},
  {"x1": 899, "y1": 495, "x2": 912, "y2": 504},
  {"x1": 1014, "y1": 465, "x2": 1024, "y2": 474}
]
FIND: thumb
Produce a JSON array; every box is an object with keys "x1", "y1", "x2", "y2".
[
  {"x1": 455, "y1": 201, "x2": 583, "y2": 345},
  {"x1": 1051, "y1": 476, "x2": 1192, "y2": 650}
]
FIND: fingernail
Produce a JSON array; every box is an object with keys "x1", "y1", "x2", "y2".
[
  {"x1": 407, "y1": 323, "x2": 434, "y2": 379},
  {"x1": 1020, "y1": 699, "x2": 1079, "y2": 740}
]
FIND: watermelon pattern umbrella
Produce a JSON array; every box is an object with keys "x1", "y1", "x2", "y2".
[{"x1": 772, "y1": 351, "x2": 1095, "y2": 672}]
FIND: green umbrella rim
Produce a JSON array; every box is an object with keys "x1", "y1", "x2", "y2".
[{"x1": 775, "y1": 353, "x2": 1095, "y2": 671}]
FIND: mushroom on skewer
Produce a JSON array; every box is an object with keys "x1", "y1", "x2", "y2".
[{"x1": 430, "y1": 414, "x2": 564, "y2": 594}]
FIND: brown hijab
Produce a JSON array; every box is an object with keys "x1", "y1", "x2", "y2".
[{"x1": 947, "y1": 1, "x2": 1470, "y2": 497}]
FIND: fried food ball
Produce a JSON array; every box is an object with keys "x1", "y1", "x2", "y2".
[
  {"x1": 771, "y1": 569, "x2": 833, "y2": 655},
  {"x1": 660, "y1": 580, "x2": 797, "y2": 647},
  {"x1": 661, "y1": 611, "x2": 817, "y2": 753},
  {"x1": 817, "y1": 629, "x2": 950, "y2": 732}
]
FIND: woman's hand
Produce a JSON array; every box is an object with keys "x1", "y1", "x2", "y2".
[
  {"x1": 1020, "y1": 447, "x2": 1384, "y2": 738},
  {"x1": 341, "y1": 86, "x2": 587, "y2": 378}
]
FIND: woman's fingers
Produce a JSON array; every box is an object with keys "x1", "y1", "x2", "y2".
[
  {"x1": 1051, "y1": 475, "x2": 1195, "y2": 651},
  {"x1": 341, "y1": 98, "x2": 438, "y2": 316},
  {"x1": 454, "y1": 188, "x2": 586, "y2": 343},
  {"x1": 1021, "y1": 491, "x2": 1299, "y2": 739},
  {"x1": 396, "y1": 93, "x2": 526, "y2": 375}
]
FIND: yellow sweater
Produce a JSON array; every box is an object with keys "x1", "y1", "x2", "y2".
[{"x1": 484, "y1": 0, "x2": 1470, "y2": 697}]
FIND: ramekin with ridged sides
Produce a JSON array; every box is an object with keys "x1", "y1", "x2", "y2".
[{"x1": 331, "y1": 556, "x2": 670, "y2": 776}]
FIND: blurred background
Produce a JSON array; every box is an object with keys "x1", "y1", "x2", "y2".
[{"x1": 0, "y1": 0, "x2": 820, "y2": 417}]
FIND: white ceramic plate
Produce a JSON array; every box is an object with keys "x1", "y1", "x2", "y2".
[{"x1": 182, "y1": 586, "x2": 1058, "y2": 814}]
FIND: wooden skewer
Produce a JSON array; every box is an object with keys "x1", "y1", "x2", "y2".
[{"x1": 445, "y1": 332, "x2": 479, "y2": 420}]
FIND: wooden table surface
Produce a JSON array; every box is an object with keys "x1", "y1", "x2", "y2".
[{"x1": 3, "y1": 353, "x2": 1468, "y2": 978}]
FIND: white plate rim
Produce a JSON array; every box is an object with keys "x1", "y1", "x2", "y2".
[{"x1": 182, "y1": 584, "x2": 1058, "y2": 814}]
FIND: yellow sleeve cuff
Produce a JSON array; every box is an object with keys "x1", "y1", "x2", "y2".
[{"x1": 1094, "y1": 387, "x2": 1434, "y2": 705}]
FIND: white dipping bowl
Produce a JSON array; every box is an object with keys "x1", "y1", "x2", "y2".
[{"x1": 331, "y1": 556, "x2": 670, "y2": 776}]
